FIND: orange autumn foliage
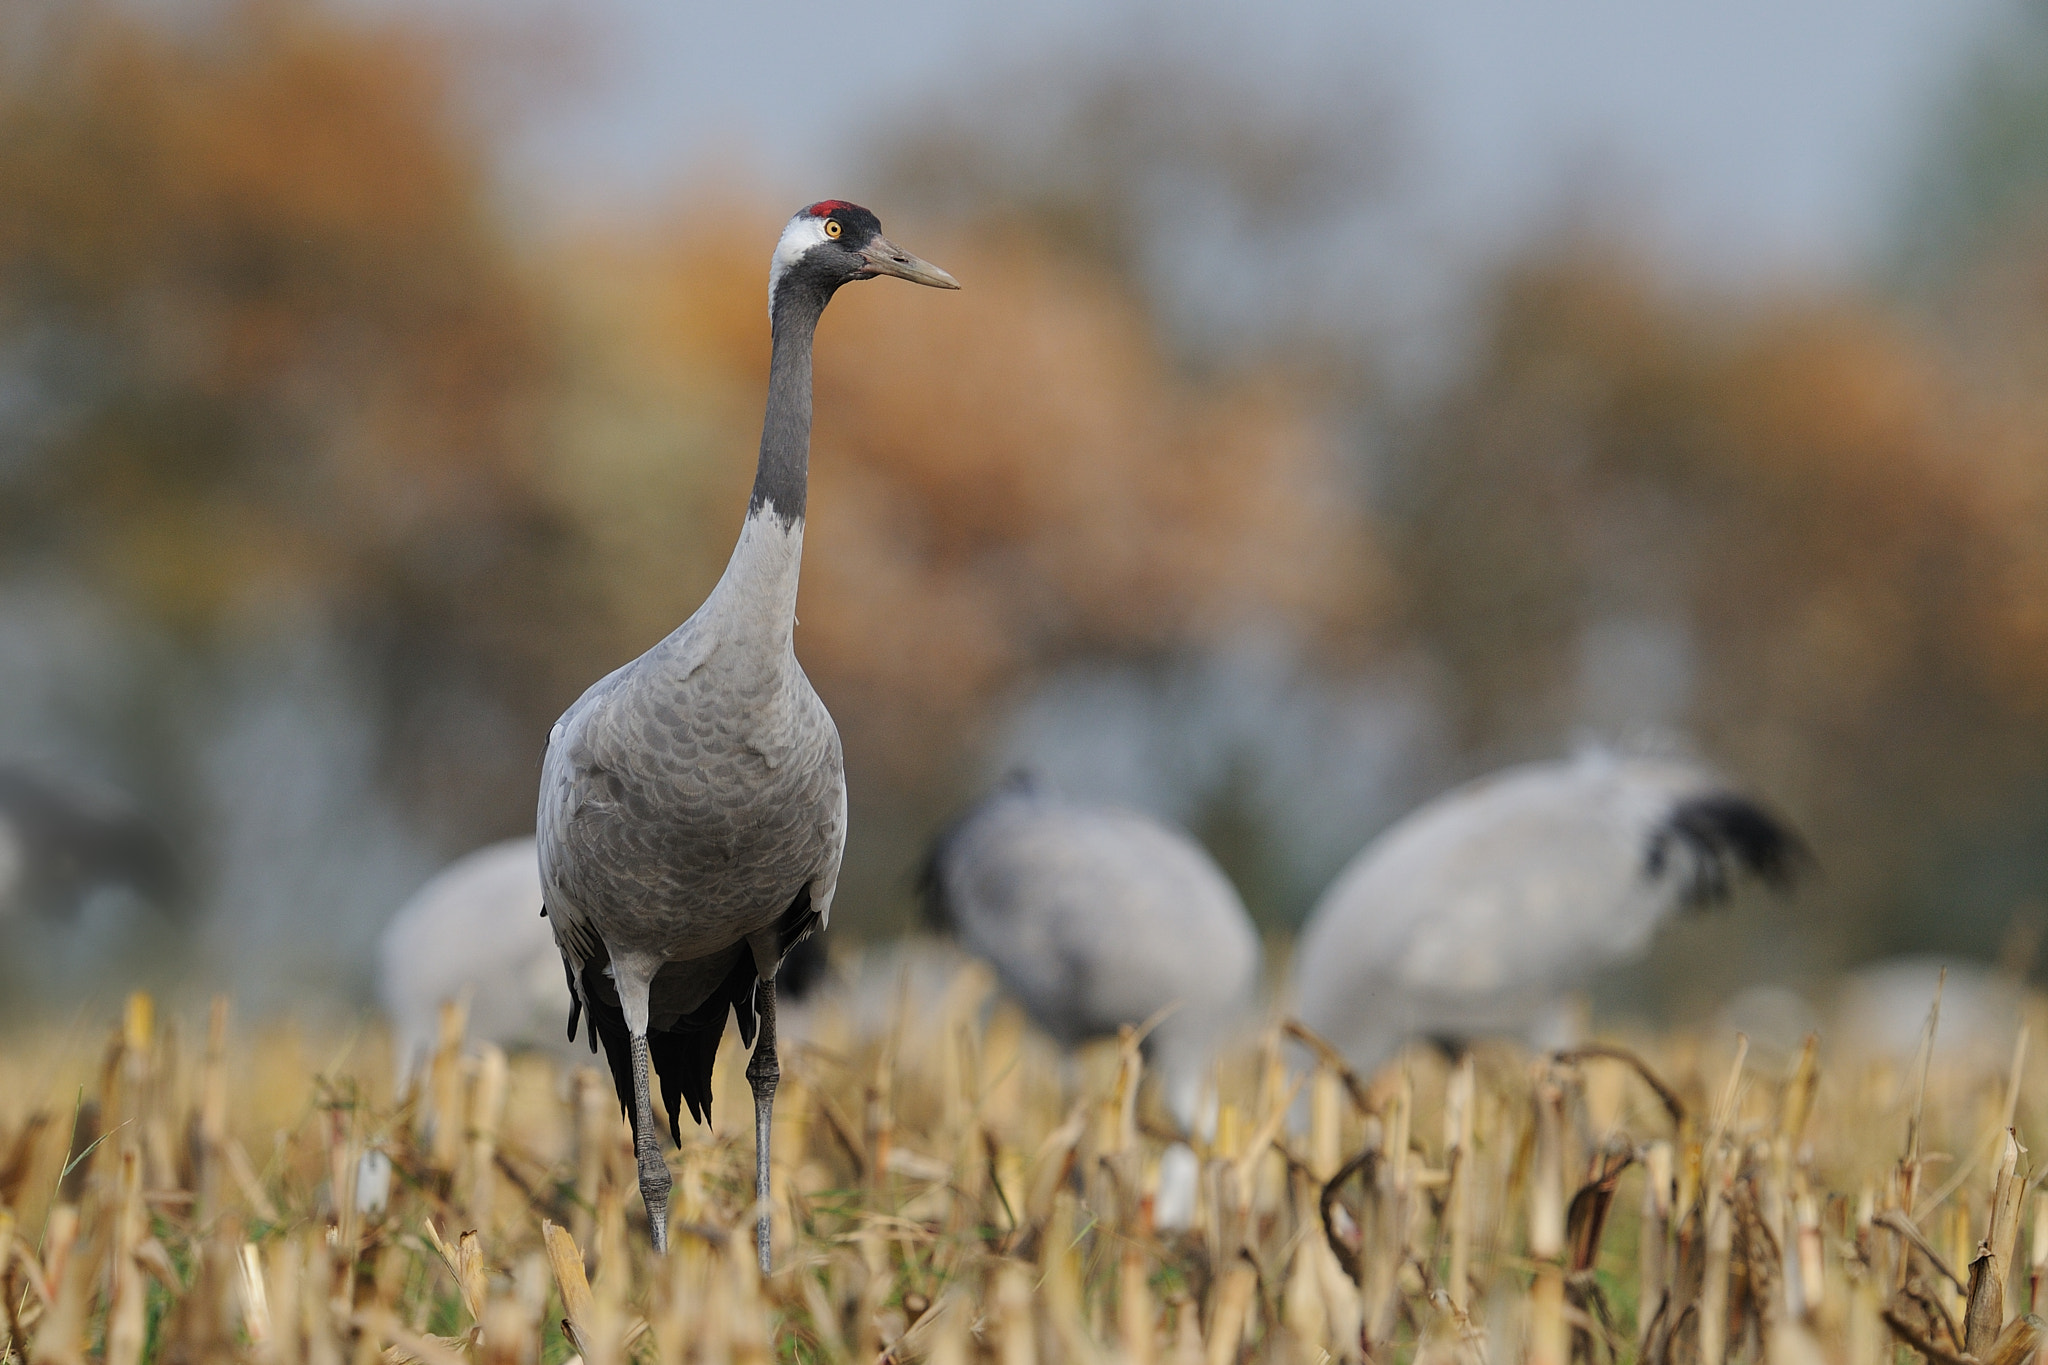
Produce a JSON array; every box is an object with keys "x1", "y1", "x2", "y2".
[
  {"x1": 0, "y1": 2, "x2": 552, "y2": 623},
  {"x1": 1395, "y1": 246, "x2": 2048, "y2": 952},
  {"x1": 0, "y1": 0, "x2": 574, "y2": 844}
]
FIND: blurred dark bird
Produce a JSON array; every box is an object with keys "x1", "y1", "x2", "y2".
[
  {"x1": 538, "y1": 201, "x2": 956, "y2": 1263},
  {"x1": 377, "y1": 836, "x2": 830, "y2": 1085},
  {"x1": 0, "y1": 766, "x2": 179, "y2": 921},
  {"x1": 921, "y1": 774, "x2": 1262, "y2": 1138},
  {"x1": 1293, "y1": 748, "x2": 1807, "y2": 1075}
]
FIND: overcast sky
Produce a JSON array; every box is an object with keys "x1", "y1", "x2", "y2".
[{"x1": 453, "y1": 0, "x2": 2008, "y2": 286}]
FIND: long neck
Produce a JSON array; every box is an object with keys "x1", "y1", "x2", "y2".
[
  {"x1": 748, "y1": 280, "x2": 830, "y2": 525},
  {"x1": 695, "y1": 278, "x2": 832, "y2": 654}
]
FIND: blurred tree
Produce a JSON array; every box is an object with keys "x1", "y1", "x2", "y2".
[
  {"x1": 13, "y1": 0, "x2": 2045, "y2": 992},
  {"x1": 809, "y1": 230, "x2": 1382, "y2": 779},
  {"x1": 870, "y1": 40, "x2": 1398, "y2": 368},
  {"x1": 1893, "y1": 0, "x2": 2048, "y2": 288},
  {"x1": 0, "y1": 0, "x2": 586, "y2": 857},
  {"x1": 1385, "y1": 242, "x2": 2048, "y2": 976},
  {"x1": 853, "y1": 43, "x2": 1438, "y2": 926},
  {"x1": 0, "y1": 0, "x2": 1389, "y2": 953}
]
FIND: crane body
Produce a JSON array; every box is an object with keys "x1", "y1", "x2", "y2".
[
  {"x1": 1294, "y1": 749, "x2": 1805, "y2": 1075},
  {"x1": 923, "y1": 777, "x2": 1261, "y2": 1136}
]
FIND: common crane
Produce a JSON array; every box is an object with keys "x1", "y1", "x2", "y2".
[
  {"x1": 538, "y1": 202, "x2": 955, "y2": 1264},
  {"x1": 920, "y1": 776, "x2": 1262, "y2": 1166},
  {"x1": 1293, "y1": 748, "x2": 1806, "y2": 1075}
]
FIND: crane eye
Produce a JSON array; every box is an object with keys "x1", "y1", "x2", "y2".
[{"x1": 823, "y1": 219, "x2": 842, "y2": 239}]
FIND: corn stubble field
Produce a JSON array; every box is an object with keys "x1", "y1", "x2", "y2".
[{"x1": 0, "y1": 963, "x2": 2041, "y2": 1365}]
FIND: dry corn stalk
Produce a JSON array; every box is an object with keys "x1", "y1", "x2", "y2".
[
  {"x1": 1529, "y1": 1069, "x2": 1568, "y2": 1365},
  {"x1": 1445, "y1": 1054, "x2": 1476, "y2": 1314},
  {"x1": 427, "y1": 998, "x2": 469, "y2": 1173},
  {"x1": 9, "y1": 966, "x2": 2048, "y2": 1365},
  {"x1": 463, "y1": 1045, "x2": 509, "y2": 1228},
  {"x1": 1963, "y1": 1130, "x2": 2027, "y2": 1355},
  {"x1": 1208, "y1": 1252, "x2": 1260, "y2": 1365}
]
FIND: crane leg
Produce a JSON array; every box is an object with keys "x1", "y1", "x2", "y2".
[
  {"x1": 746, "y1": 975, "x2": 780, "y2": 1274},
  {"x1": 630, "y1": 1032, "x2": 672, "y2": 1253}
]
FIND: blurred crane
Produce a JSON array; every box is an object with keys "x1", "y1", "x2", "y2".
[
  {"x1": 379, "y1": 838, "x2": 569, "y2": 1084},
  {"x1": 378, "y1": 837, "x2": 826, "y2": 1086},
  {"x1": 1293, "y1": 748, "x2": 1806, "y2": 1075},
  {"x1": 921, "y1": 775, "x2": 1261, "y2": 1162},
  {"x1": 538, "y1": 202, "x2": 955, "y2": 1263},
  {"x1": 0, "y1": 766, "x2": 179, "y2": 921},
  {"x1": 1833, "y1": 955, "x2": 2022, "y2": 1066}
]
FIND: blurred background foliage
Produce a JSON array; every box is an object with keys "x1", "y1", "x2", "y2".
[{"x1": 5, "y1": 0, "x2": 2048, "y2": 1013}]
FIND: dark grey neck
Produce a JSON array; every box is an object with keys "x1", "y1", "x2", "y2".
[{"x1": 748, "y1": 276, "x2": 834, "y2": 526}]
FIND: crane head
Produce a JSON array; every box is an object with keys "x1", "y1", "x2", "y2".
[{"x1": 769, "y1": 201, "x2": 959, "y2": 316}]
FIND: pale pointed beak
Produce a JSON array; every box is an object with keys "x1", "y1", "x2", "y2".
[{"x1": 858, "y1": 234, "x2": 960, "y2": 289}]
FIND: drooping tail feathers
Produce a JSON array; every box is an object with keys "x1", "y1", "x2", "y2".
[
  {"x1": 1648, "y1": 793, "x2": 1811, "y2": 909},
  {"x1": 575, "y1": 893, "x2": 819, "y2": 1145}
]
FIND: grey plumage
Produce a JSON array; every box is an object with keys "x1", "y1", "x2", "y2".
[
  {"x1": 1293, "y1": 748, "x2": 1806, "y2": 1076},
  {"x1": 922, "y1": 775, "x2": 1262, "y2": 1133},
  {"x1": 539, "y1": 582, "x2": 845, "y2": 1074},
  {"x1": 537, "y1": 200, "x2": 955, "y2": 1263}
]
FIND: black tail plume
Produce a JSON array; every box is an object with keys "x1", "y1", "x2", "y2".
[
  {"x1": 650, "y1": 953, "x2": 758, "y2": 1133},
  {"x1": 581, "y1": 891, "x2": 821, "y2": 1146},
  {"x1": 581, "y1": 954, "x2": 756, "y2": 1144},
  {"x1": 1648, "y1": 793, "x2": 1811, "y2": 909}
]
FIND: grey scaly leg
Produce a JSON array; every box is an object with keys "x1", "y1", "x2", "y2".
[
  {"x1": 631, "y1": 1032, "x2": 672, "y2": 1253},
  {"x1": 746, "y1": 975, "x2": 780, "y2": 1274}
]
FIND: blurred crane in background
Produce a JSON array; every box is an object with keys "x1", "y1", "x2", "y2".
[
  {"x1": 538, "y1": 202, "x2": 956, "y2": 1263},
  {"x1": 920, "y1": 773, "x2": 1261, "y2": 1224},
  {"x1": 0, "y1": 766, "x2": 179, "y2": 921},
  {"x1": 1833, "y1": 954, "x2": 2023, "y2": 1066},
  {"x1": 379, "y1": 838, "x2": 568, "y2": 1084},
  {"x1": 1293, "y1": 747, "x2": 1807, "y2": 1075}
]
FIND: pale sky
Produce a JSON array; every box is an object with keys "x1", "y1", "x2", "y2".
[{"x1": 453, "y1": 0, "x2": 2007, "y2": 286}]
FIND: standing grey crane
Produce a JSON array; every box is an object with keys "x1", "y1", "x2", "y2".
[
  {"x1": 1293, "y1": 748, "x2": 1807, "y2": 1076},
  {"x1": 920, "y1": 775, "x2": 1262, "y2": 1142},
  {"x1": 538, "y1": 201, "x2": 955, "y2": 1264}
]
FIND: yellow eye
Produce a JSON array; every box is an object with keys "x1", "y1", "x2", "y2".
[{"x1": 823, "y1": 219, "x2": 842, "y2": 239}]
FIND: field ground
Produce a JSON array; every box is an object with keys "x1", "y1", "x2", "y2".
[{"x1": 0, "y1": 958, "x2": 2041, "y2": 1365}]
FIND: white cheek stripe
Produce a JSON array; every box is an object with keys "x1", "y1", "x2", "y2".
[{"x1": 769, "y1": 213, "x2": 833, "y2": 314}]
